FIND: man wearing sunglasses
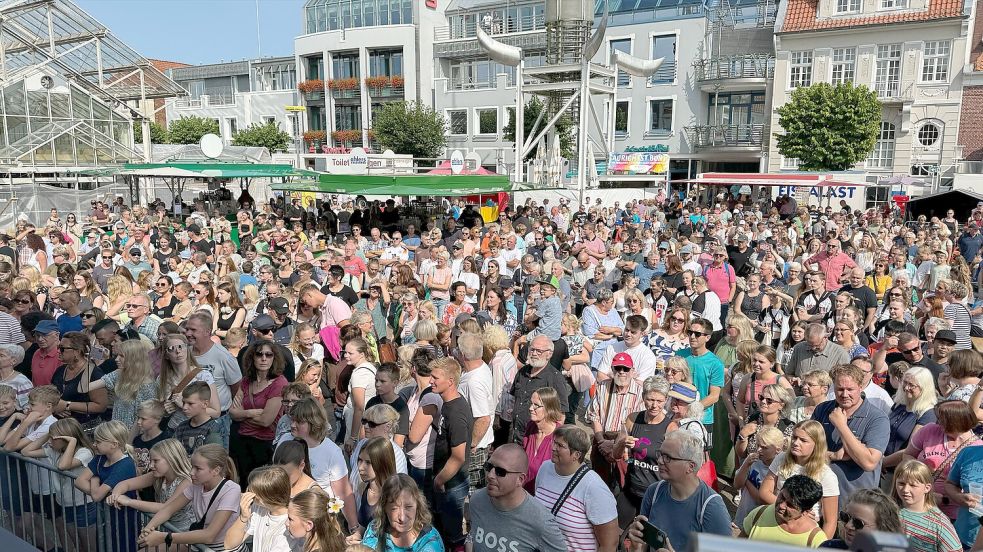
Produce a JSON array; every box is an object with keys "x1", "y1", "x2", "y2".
[
  {"x1": 468, "y1": 444, "x2": 566, "y2": 552},
  {"x1": 677, "y1": 318, "x2": 724, "y2": 428},
  {"x1": 874, "y1": 333, "x2": 945, "y2": 391}
]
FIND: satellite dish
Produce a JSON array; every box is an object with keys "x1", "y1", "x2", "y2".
[{"x1": 199, "y1": 133, "x2": 224, "y2": 159}]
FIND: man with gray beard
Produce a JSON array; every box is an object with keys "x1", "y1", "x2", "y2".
[{"x1": 508, "y1": 335, "x2": 570, "y2": 443}]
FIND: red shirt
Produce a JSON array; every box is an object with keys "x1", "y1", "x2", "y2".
[
  {"x1": 805, "y1": 251, "x2": 858, "y2": 291},
  {"x1": 31, "y1": 347, "x2": 61, "y2": 387},
  {"x1": 238, "y1": 375, "x2": 289, "y2": 440},
  {"x1": 343, "y1": 256, "x2": 367, "y2": 277}
]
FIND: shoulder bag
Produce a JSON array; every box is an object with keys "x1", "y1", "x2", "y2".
[{"x1": 189, "y1": 478, "x2": 228, "y2": 531}]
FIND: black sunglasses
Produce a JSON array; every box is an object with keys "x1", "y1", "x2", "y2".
[
  {"x1": 612, "y1": 365, "x2": 632, "y2": 374},
  {"x1": 81, "y1": 313, "x2": 95, "y2": 319},
  {"x1": 688, "y1": 330, "x2": 708, "y2": 338},
  {"x1": 483, "y1": 461, "x2": 522, "y2": 478},
  {"x1": 363, "y1": 419, "x2": 381, "y2": 428},
  {"x1": 839, "y1": 511, "x2": 868, "y2": 531}
]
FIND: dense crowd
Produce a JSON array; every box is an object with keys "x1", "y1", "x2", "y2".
[{"x1": 0, "y1": 191, "x2": 982, "y2": 552}]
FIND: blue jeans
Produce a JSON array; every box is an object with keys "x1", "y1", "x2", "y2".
[
  {"x1": 217, "y1": 413, "x2": 231, "y2": 449},
  {"x1": 408, "y1": 465, "x2": 434, "y2": 509},
  {"x1": 433, "y1": 479, "x2": 469, "y2": 547}
]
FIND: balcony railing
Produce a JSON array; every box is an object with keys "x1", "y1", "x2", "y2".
[
  {"x1": 875, "y1": 81, "x2": 913, "y2": 101},
  {"x1": 172, "y1": 94, "x2": 237, "y2": 109},
  {"x1": 694, "y1": 54, "x2": 775, "y2": 82},
  {"x1": 434, "y1": 14, "x2": 546, "y2": 41},
  {"x1": 686, "y1": 124, "x2": 765, "y2": 149},
  {"x1": 448, "y1": 76, "x2": 500, "y2": 91}
]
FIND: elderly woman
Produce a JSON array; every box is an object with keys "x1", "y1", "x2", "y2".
[
  {"x1": 628, "y1": 429, "x2": 732, "y2": 552},
  {"x1": 883, "y1": 366, "x2": 938, "y2": 469},
  {"x1": 0, "y1": 344, "x2": 31, "y2": 408},
  {"x1": 789, "y1": 369, "x2": 831, "y2": 423},
  {"x1": 582, "y1": 288, "x2": 624, "y2": 366},
  {"x1": 348, "y1": 404, "x2": 408, "y2": 509},
  {"x1": 620, "y1": 376, "x2": 672, "y2": 523},
  {"x1": 521, "y1": 387, "x2": 564, "y2": 494},
  {"x1": 484, "y1": 325, "x2": 519, "y2": 447}
]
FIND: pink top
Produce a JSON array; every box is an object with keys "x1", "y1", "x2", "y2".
[
  {"x1": 704, "y1": 263, "x2": 736, "y2": 304},
  {"x1": 805, "y1": 251, "x2": 857, "y2": 291},
  {"x1": 905, "y1": 423, "x2": 983, "y2": 519},
  {"x1": 239, "y1": 375, "x2": 288, "y2": 440},
  {"x1": 522, "y1": 420, "x2": 560, "y2": 494},
  {"x1": 320, "y1": 294, "x2": 352, "y2": 328}
]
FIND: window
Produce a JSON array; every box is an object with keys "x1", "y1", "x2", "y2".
[
  {"x1": 836, "y1": 0, "x2": 860, "y2": 13},
  {"x1": 447, "y1": 58, "x2": 515, "y2": 90},
  {"x1": 226, "y1": 118, "x2": 237, "y2": 137},
  {"x1": 610, "y1": 39, "x2": 632, "y2": 86},
  {"x1": 781, "y1": 156, "x2": 801, "y2": 170},
  {"x1": 789, "y1": 51, "x2": 812, "y2": 88},
  {"x1": 448, "y1": 110, "x2": 468, "y2": 134},
  {"x1": 880, "y1": 0, "x2": 906, "y2": 9},
  {"x1": 369, "y1": 49, "x2": 403, "y2": 78},
  {"x1": 917, "y1": 122, "x2": 941, "y2": 147},
  {"x1": 649, "y1": 99, "x2": 673, "y2": 134},
  {"x1": 875, "y1": 44, "x2": 902, "y2": 97},
  {"x1": 831, "y1": 48, "x2": 856, "y2": 85},
  {"x1": 264, "y1": 116, "x2": 276, "y2": 125},
  {"x1": 707, "y1": 92, "x2": 767, "y2": 126},
  {"x1": 332, "y1": 53, "x2": 360, "y2": 80},
  {"x1": 922, "y1": 41, "x2": 950, "y2": 82},
  {"x1": 866, "y1": 122, "x2": 896, "y2": 169},
  {"x1": 476, "y1": 108, "x2": 498, "y2": 135},
  {"x1": 188, "y1": 81, "x2": 204, "y2": 99},
  {"x1": 650, "y1": 35, "x2": 677, "y2": 85},
  {"x1": 335, "y1": 105, "x2": 361, "y2": 131},
  {"x1": 614, "y1": 100, "x2": 629, "y2": 135}
]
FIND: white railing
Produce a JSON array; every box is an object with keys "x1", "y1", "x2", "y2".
[{"x1": 434, "y1": 14, "x2": 545, "y2": 41}]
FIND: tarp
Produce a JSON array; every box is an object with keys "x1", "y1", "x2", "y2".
[
  {"x1": 270, "y1": 173, "x2": 526, "y2": 197},
  {"x1": 905, "y1": 189, "x2": 983, "y2": 221},
  {"x1": 426, "y1": 161, "x2": 498, "y2": 175}
]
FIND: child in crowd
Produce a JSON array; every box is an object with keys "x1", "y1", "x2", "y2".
[
  {"x1": 274, "y1": 382, "x2": 312, "y2": 446},
  {"x1": 0, "y1": 384, "x2": 19, "y2": 427},
  {"x1": 1, "y1": 385, "x2": 59, "y2": 546},
  {"x1": 139, "y1": 443, "x2": 241, "y2": 551},
  {"x1": 365, "y1": 362, "x2": 410, "y2": 446},
  {"x1": 224, "y1": 465, "x2": 296, "y2": 552},
  {"x1": 287, "y1": 487, "x2": 347, "y2": 552},
  {"x1": 131, "y1": 400, "x2": 169, "y2": 475},
  {"x1": 0, "y1": 384, "x2": 28, "y2": 529},
  {"x1": 733, "y1": 426, "x2": 785, "y2": 528},
  {"x1": 107, "y1": 438, "x2": 195, "y2": 531},
  {"x1": 171, "y1": 382, "x2": 222, "y2": 456},
  {"x1": 22, "y1": 417, "x2": 96, "y2": 552},
  {"x1": 272, "y1": 438, "x2": 319, "y2": 497},
  {"x1": 75, "y1": 420, "x2": 141, "y2": 552},
  {"x1": 893, "y1": 459, "x2": 962, "y2": 552}
]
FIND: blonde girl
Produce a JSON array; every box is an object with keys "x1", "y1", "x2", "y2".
[
  {"x1": 287, "y1": 488, "x2": 346, "y2": 552},
  {"x1": 75, "y1": 420, "x2": 141, "y2": 552},
  {"x1": 723, "y1": 339, "x2": 759, "y2": 429},
  {"x1": 225, "y1": 465, "x2": 293, "y2": 552},
  {"x1": 139, "y1": 443, "x2": 241, "y2": 550},
  {"x1": 733, "y1": 425, "x2": 786, "y2": 528},
  {"x1": 106, "y1": 439, "x2": 194, "y2": 531},
  {"x1": 893, "y1": 460, "x2": 961, "y2": 552},
  {"x1": 759, "y1": 420, "x2": 840, "y2": 538},
  {"x1": 105, "y1": 275, "x2": 133, "y2": 322},
  {"x1": 22, "y1": 418, "x2": 96, "y2": 552},
  {"x1": 89, "y1": 339, "x2": 157, "y2": 427},
  {"x1": 297, "y1": 358, "x2": 328, "y2": 405}
]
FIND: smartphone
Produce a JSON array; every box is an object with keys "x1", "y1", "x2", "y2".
[{"x1": 641, "y1": 520, "x2": 669, "y2": 550}]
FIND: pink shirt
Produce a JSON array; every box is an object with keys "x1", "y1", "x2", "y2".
[
  {"x1": 522, "y1": 420, "x2": 559, "y2": 494},
  {"x1": 319, "y1": 295, "x2": 352, "y2": 328},
  {"x1": 31, "y1": 347, "x2": 61, "y2": 387},
  {"x1": 906, "y1": 423, "x2": 983, "y2": 519},
  {"x1": 704, "y1": 263, "x2": 736, "y2": 304},
  {"x1": 343, "y1": 256, "x2": 367, "y2": 277},
  {"x1": 805, "y1": 251, "x2": 857, "y2": 291},
  {"x1": 239, "y1": 375, "x2": 288, "y2": 440}
]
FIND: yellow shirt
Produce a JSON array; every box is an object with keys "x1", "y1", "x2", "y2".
[{"x1": 743, "y1": 505, "x2": 824, "y2": 548}]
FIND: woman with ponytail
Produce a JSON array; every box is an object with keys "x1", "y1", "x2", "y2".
[{"x1": 287, "y1": 487, "x2": 347, "y2": 552}]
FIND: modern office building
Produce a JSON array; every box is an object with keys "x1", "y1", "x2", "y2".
[
  {"x1": 768, "y1": 0, "x2": 972, "y2": 197},
  {"x1": 295, "y1": 0, "x2": 448, "y2": 157},
  {"x1": 163, "y1": 56, "x2": 299, "y2": 145}
]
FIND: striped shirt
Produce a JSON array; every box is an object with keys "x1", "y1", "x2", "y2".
[
  {"x1": 534, "y1": 461, "x2": 618, "y2": 552},
  {"x1": 900, "y1": 507, "x2": 962, "y2": 552},
  {"x1": 585, "y1": 379, "x2": 644, "y2": 432},
  {"x1": 943, "y1": 303, "x2": 973, "y2": 350}
]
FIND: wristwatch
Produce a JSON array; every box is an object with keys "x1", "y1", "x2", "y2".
[
  {"x1": 65, "y1": 401, "x2": 72, "y2": 412},
  {"x1": 164, "y1": 532, "x2": 173, "y2": 546}
]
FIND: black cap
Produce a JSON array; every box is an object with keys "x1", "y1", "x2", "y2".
[
  {"x1": 934, "y1": 329, "x2": 957, "y2": 344},
  {"x1": 268, "y1": 297, "x2": 290, "y2": 315},
  {"x1": 187, "y1": 224, "x2": 201, "y2": 234}
]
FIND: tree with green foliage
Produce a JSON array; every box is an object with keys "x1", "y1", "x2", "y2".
[
  {"x1": 132, "y1": 121, "x2": 168, "y2": 145},
  {"x1": 775, "y1": 82, "x2": 881, "y2": 171},
  {"x1": 504, "y1": 97, "x2": 575, "y2": 160},
  {"x1": 232, "y1": 121, "x2": 291, "y2": 152},
  {"x1": 372, "y1": 101, "x2": 447, "y2": 159},
  {"x1": 167, "y1": 116, "x2": 221, "y2": 145}
]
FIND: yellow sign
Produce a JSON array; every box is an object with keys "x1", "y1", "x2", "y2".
[{"x1": 285, "y1": 105, "x2": 306, "y2": 112}]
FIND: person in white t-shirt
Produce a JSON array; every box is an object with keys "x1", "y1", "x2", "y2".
[
  {"x1": 457, "y1": 333, "x2": 496, "y2": 491},
  {"x1": 597, "y1": 314, "x2": 658, "y2": 382},
  {"x1": 534, "y1": 426, "x2": 619, "y2": 552}
]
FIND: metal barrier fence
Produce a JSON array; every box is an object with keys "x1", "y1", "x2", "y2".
[{"x1": 0, "y1": 449, "x2": 215, "y2": 552}]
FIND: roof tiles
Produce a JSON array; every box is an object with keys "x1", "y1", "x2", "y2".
[{"x1": 781, "y1": 0, "x2": 964, "y2": 32}]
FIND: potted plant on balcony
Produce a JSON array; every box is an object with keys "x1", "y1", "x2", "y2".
[
  {"x1": 303, "y1": 130, "x2": 326, "y2": 150},
  {"x1": 298, "y1": 79, "x2": 325, "y2": 100},
  {"x1": 331, "y1": 129, "x2": 362, "y2": 146},
  {"x1": 328, "y1": 77, "x2": 360, "y2": 98},
  {"x1": 389, "y1": 75, "x2": 404, "y2": 89},
  {"x1": 365, "y1": 76, "x2": 389, "y2": 91}
]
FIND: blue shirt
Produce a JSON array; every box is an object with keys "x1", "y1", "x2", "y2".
[
  {"x1": 634, "y1": 261, "x2": 666, "y2": 292},
  {"x1": 812, "y1": 399, "x2": 889, "y2": 498},
  {"x1": 402, "y1": 236, "x2": 421, "y2": 260},
  {"x1": 958, "y1": 232, "x2": 983, "y2": 264},
  {"x1": 57, "y1": 314, "x2": 82, "y2": 336},
  {"x1": 948, "y1": 445, "x2": 983, "y2": 548},
  {"x1": 677, "y1": 349, "x2": 725, "y2": 424},
  {"x1": 362, "y1": 524, "x2": 445, "y2": 552},
  {"x1": 639, "y1": 479, "x2": 732, "y2": 552}
]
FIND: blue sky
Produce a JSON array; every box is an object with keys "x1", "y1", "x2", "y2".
[{"x1": 83, "y1": 0, "x2": 304, "y2": 65}]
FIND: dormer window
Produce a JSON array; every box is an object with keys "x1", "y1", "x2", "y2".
[{"x1": 835, "y1": 0, "x2": 861, "y2": 14}]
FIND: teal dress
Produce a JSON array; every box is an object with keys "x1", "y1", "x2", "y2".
[{"x1": 361, "y1": 524, "x2": 445, "y2": 552}]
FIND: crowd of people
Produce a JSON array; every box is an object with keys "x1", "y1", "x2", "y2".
[{"x1": 0, "y1": 191, "x2": 982, "y2": 552}]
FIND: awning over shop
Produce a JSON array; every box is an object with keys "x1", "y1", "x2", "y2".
[
  {"x1": 270, "y1": 174, "x2": 544, "y2": 197},
  {"x1": 121, "y1": 163, "x2": 320, "y2": 179}
]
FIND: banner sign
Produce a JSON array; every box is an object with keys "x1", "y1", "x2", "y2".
[{"x1": 607, "y1": 152, "x2": 669, "y2": 175}]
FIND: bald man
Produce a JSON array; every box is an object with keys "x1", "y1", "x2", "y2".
[{"x1": 466, "y1": 444, "x2": 566, "y2": 552}]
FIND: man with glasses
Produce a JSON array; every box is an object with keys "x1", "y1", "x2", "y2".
[
  {"x1": 597, "y1": 316, "x2": 658, "y2": 382},
  {"x1": 467, "y1": 444, "x2": 566, "y2": 552},
  {"x1": 704, "y1": 247, "x2": 736, "y2": 322},
  {"x1": 805, "y1": 239, "x2": 858, "y2": 292},
  {"x1": 786, "y1": 323, "x2": 850, "y2": 382},
  {"x1": 123, "y1": 293, "x2": 162, "y2": 345},
  {"x1": 678, "y1": 318, "x2": 724, "y2": 428},
  {"x1": 508, "y1": 335, "x2": 570, "y2": 443},
  {"x1": 874, "y1": 332, "x2": 945, "y2": 391},
  {"x1": 533, "y1": 426, "x2": 619, "y2": 552},
  {"x1": 741, "y1": 475, "x2": 825, "y2": 547}
]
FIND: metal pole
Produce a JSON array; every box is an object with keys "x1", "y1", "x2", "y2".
[
  {"x1": 577, "y1": 56, "x2": 590, "y2": 205},
  {"x1": 515, "y1": 57, "x2": 524, "y2": 184}
]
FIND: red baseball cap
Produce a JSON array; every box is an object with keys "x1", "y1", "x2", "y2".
[{"x1": 612, "y1": 352, "x2": 634, "y2": 369}]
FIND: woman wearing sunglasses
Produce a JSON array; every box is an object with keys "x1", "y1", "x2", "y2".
[
  {"x1": 158, "y1": 334, "x2": 220, "y2": 430},
  {"x1": 229, "y1": 340, "x2": 288, "y2": 490},
  {"x1": 820, "y1": 488, "x2": 902, "y2": 549},
  {"x1": 735, "y1": 383, "x2": 794, "y2": 463}
]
